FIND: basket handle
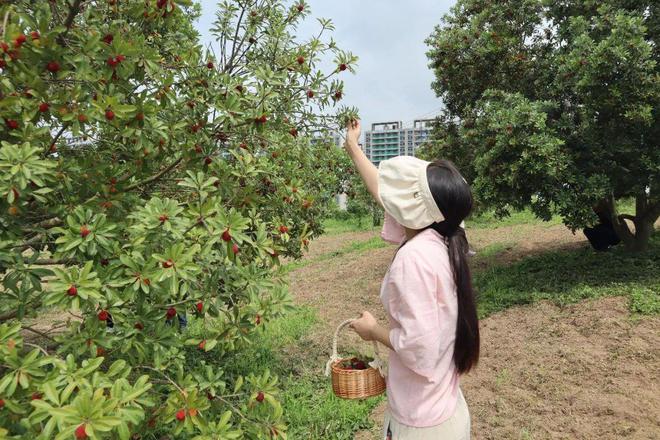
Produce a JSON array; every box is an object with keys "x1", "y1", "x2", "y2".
[{"x1": 324, "y1": 318, "x2": 386, "y2": 377}]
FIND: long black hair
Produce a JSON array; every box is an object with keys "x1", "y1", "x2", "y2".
[{"x1": 425, "y1": 159, "x2": 479, "y2": 374}]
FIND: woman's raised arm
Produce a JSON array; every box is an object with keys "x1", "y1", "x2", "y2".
[{"x1": 344, "y1": 120, "x2": 382, "y2": 207}]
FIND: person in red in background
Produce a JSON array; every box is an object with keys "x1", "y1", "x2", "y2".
[{"x1": 342, "y1": 120, "x2": 478, "y2": 440}]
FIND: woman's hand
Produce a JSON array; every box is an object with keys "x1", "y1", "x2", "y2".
[
  {"x1": 350, "y1": 311, "x2": 378, "y2": 341},
  {"x1": 345, "y1": 119, "x2": 361, "y2": 149}
]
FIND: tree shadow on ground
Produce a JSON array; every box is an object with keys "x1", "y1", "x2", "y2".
[{"x1": 475, "y1": 234, "x2": 660, "y2": 318}]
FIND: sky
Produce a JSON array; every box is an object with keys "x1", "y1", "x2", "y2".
[{"x1": 195, "y1": 0, "x2": 456, "y2": 134}]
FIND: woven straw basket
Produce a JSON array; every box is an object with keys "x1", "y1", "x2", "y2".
[{"x1": 324, "y1": 319, "x2": 386, "y2": 400}]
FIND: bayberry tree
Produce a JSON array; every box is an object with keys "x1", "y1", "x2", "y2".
[
  {"x1": 423, "y1": 0, "x2": 659, "y2": 251},
  {"x1": 0, "y1": 0, "x2": 356, "y2": 438}
]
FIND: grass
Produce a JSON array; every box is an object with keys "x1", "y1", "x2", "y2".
[
  {"x1": 282, "y1": 236, "x2": 388, "y2": 273},
  {"x1": 468, "y1": 209, "x2": 563, "y2": 229},
  {"x1": 475, "y1": 235, "x2": 660, "y2": 318},
  {"x1": 322, "y1": 215, "x2": 380, "y2": 235},
  {"x1": 218, "y1": 306, "x2": 384, "y2": 439}
]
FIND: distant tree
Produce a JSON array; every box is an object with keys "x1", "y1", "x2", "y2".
[{"x1": 424, "y1": 0, "x2": 659, "y2": 251}]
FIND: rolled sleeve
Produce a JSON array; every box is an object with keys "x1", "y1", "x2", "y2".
[{"x1": 386, "y1": 249, "x2": 441, "y2": 377}]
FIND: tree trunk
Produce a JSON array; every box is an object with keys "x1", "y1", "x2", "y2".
[{"x1": 606, "y1": 192, "x2": 658, "y2": 252}]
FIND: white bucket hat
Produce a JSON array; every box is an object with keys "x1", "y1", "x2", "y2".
[{"x1": 377, "y1": 156, "x2": 446, "y2": 230}]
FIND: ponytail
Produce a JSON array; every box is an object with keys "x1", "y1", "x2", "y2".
[{"x1": 442, "y1": 225, "x2": 479, "y2": 374}]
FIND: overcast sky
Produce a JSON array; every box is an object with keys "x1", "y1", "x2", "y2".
[{"x1": 195, "y1": 0, "x2": 456, "y2": 133}]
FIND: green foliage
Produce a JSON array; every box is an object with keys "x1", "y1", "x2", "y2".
[
  {"x1": 0, "y1": 0, "x2": 358, "y2": 438},
  {"x1": 423, "y1": 0, "x2": 659, "y2": 249}
]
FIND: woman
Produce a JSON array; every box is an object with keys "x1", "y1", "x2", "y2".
[{"x1": 344, "y1": 120, "x2": 479, "y2": 439}]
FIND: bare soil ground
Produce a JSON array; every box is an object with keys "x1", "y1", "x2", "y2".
[{"x1": 287, "y1": 223, "x2": 660, "y2": 439}]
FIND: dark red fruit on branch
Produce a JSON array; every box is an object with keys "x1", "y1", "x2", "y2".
[
  {"x1": 256, "y1": 314, "x2": 261, "y2": 325},
  {"x1": 14, "y1": 34, "x2": 26, "y2": 47},
  {"x1": 289, "y1": 128, "x2": 298, "y2": 138},
  {"x1": 159, "y1": 214, "x2": 168, "y2": 223},
  {"x1": 136, "y1": 112, "x2": 144, "y2": 121},
  {"x1": 143, "y1": 278, "x2": 150, "y2": 286},
  {"x1": 0, "y1": 59, "x2": 6, "y2": 69},
  {"x1": 67, "y1": 285, "x2": 78, "y2": 296},
  {"x1": 157, "y1": 0, "x2": 167, "y2": 9},
  {"x1": 222, "y1": 229, "x2": 231, "y2": 242},
  {"x1": 134, "y1": 322, "x2": 144, "y2": 330},
  {"x1": 303, "y1": 238, "x2": 309, "y2": 246},
  {"x1": 204, "y1": 156, "x2": 213, "y2": 165},
  {"x1": 191, "y1": 123, "x2": 200, "y2": 133},
  {"x1": 297, "y1": 4, "x2": 304, "y2": 12},
  {"x1": 102, "y1": 34, "x2": 113, "y2": 44},
  {"x1": 105, "y1": 109, "x2": 115, "y2": 120},
  {"x1": 196, "y1": 302, "x2": 203, "y2": 313},
  {"x1": 107, "y1": 56, "x2": 119, "y2": 68},
  {"x1": 279, "y1": 225, "x2": 288, "y2": 234},
  {"x1": 98, "y1": 310, "x2": 109, "y2": 321},
  {"x1": 96, "y1": 347, "x2": 105, "y2": 356},
  {"x1": 232, "y1": 243, "x2": 239, "y2": 254},
  {"x1": 5, "y1": 119, "x2": 18, "y2": 130},
  {"x1": 339, "y1": 63, "x2": 347, "y2": 71},
  {"x1": 80, "y1": 225, "x2": 91, "y2": 237},
  {"x1": 306, "y1": 90, "x2": 314, "y2": 98},
  {"x1": 39, "y1": 102, "x2": 49, "y2": 112},
  {"x1": 206, "y1": 61, "x2": 214, "y2": 69},
  {"x1": 256, "y1": 391, "x2": 265, "y2": 402},
  {"x1": 46, "y1": 61, "x2": 60, "y2": 73},
  {"x1": 0, "y1": 398, "x2": 4, "y2": 408},
  {"x1": 334, "y1": 91, "x2": 343, "y2": 100},
  {"x1": 30, "y1": 31, "x2": 40, "y2": 40},
  {"x1": 194, "y1": 144, "x2": 203, "y2": 153},
  {"x1": 296, "y1": 56, "x2": 305, "y2": 65},
  {"x1": 175, "y1": 409, "x2": 186, "y2": 421},
  {"x1": 31, "y1": 392, "x2": 42, "y2": 400},
  {"x1": 235, "y1": 85, "x2": 244, "y2": 93},
  {"x1": 198, "y1": 340, "x2": 206, "y2": 350},
  {"x1": 239, "y1": 142, "x2": 247, "y2": 149},
  {"x1": 162, "y1": 259, "x2": 173, "y2": 268},
  {"x1": 101, "y1": 258, "x2": 109, "y2": 266},
  {"x1": 166, "y1": 307, "x2": 176, "y2": 319},
  {"x1": 75, "y1": 424, "x2": 88, "y2": 439},
  {"x1": 77, "y1": 114, "x2": 87, "y2": 123}
]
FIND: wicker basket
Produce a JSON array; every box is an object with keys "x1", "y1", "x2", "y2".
[{"x1": 324, "y1": 319, "x2": 386, "y2": 400}]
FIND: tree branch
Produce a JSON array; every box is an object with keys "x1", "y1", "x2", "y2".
[
  {"x1": 124, "y1": 157, "x2": 184, "y2": 191},
  {"x1": 58, "y1": 0, "x2": 84, "y2": 45}
]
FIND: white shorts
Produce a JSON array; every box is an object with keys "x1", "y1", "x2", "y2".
[{"x1": 383, "y1": 389, "x2": 470, "y2": 440}]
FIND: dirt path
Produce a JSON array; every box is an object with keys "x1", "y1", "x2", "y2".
[{"x1": 287, "y1": 223, "x2": 660, "y2": 439}]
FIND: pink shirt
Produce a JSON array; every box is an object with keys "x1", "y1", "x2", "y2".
[{"x1": 380, "y1": 212, "x2": 460, "y2": 427}]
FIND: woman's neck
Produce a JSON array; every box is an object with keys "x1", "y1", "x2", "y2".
[{"x1": 404, "y1": 227, "x2": 422, "y2": 241}]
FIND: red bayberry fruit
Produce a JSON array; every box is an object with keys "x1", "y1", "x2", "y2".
[
  {"x1": 191, "y1": 123, "x2": 200, "y2": 133},
  {"x1": 232, "y1": 243, "x2": 239, "y2": 254},
  {"x1": 136, "y1": 112, "x2": 144, "y2": 121},
  {"x1": 256, "y1": 391, "x2": 265, "y2": 402},
  {"x1": 159, "y1": 214, "x2": 168, "y2": 223},
  {"x1": 107, "y1": 56, "x2": 118, "y2": 68},
  {"x1": 77, "y1": 114, "x2": 87, "y2": 123},
  {"x1": 46, "y1": 61, "x2": 60, "y2": 73},
  {"x1": 109, "y1": 177, "x2": 117, "y2": 185},
  {"x1": 239, "y1": 142, "x2": 247, "y2": 149},
  {"x1": 31, "y1": 392, "x2": 42, "y2": 400},
  {"x1": 166, "y1": 307, "x2": 176, "y2": 319},
  {"x1": 206, "y1": 61, "x2": 214, "y2": 69},
  {"x1": 289, "y1": 128, "x2": 298, "y2": 137},
  {"x1": 105, "y1": 109, "x2": 115, "y2": 120},
  {"x1": 204, "y1": 156, "x2": 213, "y2": 165},
  {"x1": 196, "y1": 302, "x2": 203, "y2": 313},
  {"x1": 198, "y1": 340, "x2": 206, "y2": 350},
  {"x1": 39, "y1": 102, "x2": 49, "y2": 112},
  {"x1": 296, "y1": 56, "x2": 305, "y2": 65},
  {"x1": 334, "y1": 91, "x2": 343, "y2": 100},
  {"x1": 30, "y1": 31, "x2": 40, "y2": 40},
  {"x1": 306, "y1": 90, "x2": 314, "y2": 98},
  {"x1": 96, "y1": 347, "x2": 105, "y2": 356},
  {"x1": 222, "y1": 229, "x2": 231, "y2": 242},
  {"x1": 176, "y1": 409, "x2": 186, "y2": 421},
  {"x1": 279, "y1": 225, "x2": 289, "y2": 234},
  {"x1": 256, "y1": 314, "x2": 261, "y2": 325},
  {"x1": 235, "y1": 84, "x2": 244, "y2": 93},
  {"x1": 0, "y1": 42, "x2": 7, "y2": 53},
  {"x1": 98, "y1": 310, "x2": 109, "y2": 321},
  {"x1": 67, "y1": 285, "x2": 78, "y2": 296},
  {"x1": 14, "y1": 34, "x2": 26, "y2": 47},
  {"x1": 101, "y1": 258, "x2": 109, "y2": 266},
  {"x1": 162, "y1": 259, "x2": 173, "y2": 268},
  {"x1": 0, "y1": 59, "x2": 6, "y2": 69},
  {"x1": 102, "y1": 34, "x2": 113, "y2": 44},
  {"x1": 339, "y1": 63, "x2": 348, "y2": 71},
  {"x1": 134, "y1": 322, "x2": 144, "y2": 330},
  {"x1": 0, "y1": 398, "x2": 4, "y2": 408},
  {"x1": 143, "y1": 278, "x2": 150, "y2": 285},
  {"x1": 302, "y1": 200, "x2": 311, "y2": 209},
  {"x1": 297, "y1": 4, "x2": 304, "y2": 12},
  {"x1": 193, "y1": 144, "x2": 202, "y2": 154},
  {"x1": 5, "y1": 119, "x2": 18, "y2": 130},
  {"x1": 75, "y1": 424, "x2": 88, "y2": 439},
  {"x1": 80, "y1": 225, "x2": 91, "y2": 238}
]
